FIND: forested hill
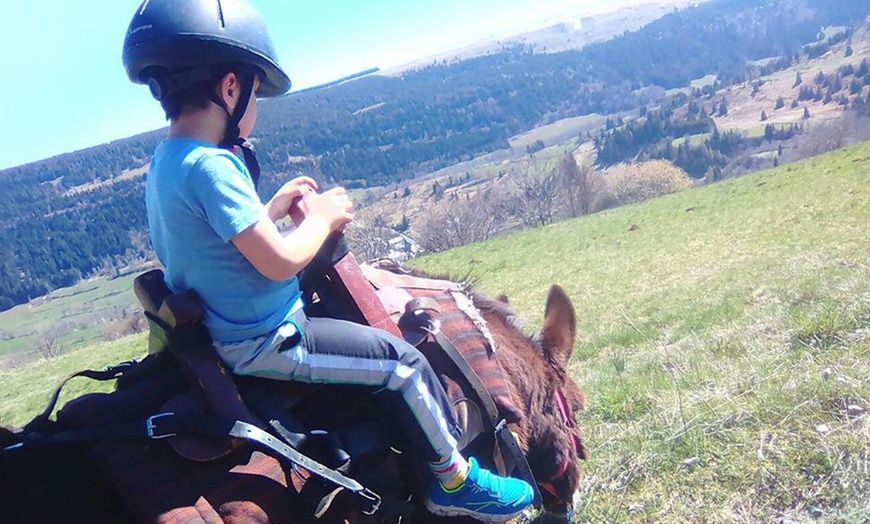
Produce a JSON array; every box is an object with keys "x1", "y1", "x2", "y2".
[{"x1": 2, "y1": 0, "x2": 870, "y2": 311}]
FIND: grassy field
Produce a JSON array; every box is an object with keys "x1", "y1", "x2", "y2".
[
  {"x1": 741, "y1": 123, "x2": 796, "y2": 139},
  {"x1": 0, "y1": 271, "x2": 143, "y2": 360},
  {"x1": 0, "y1": 334, "x2": 147, "y2": 427},
  {"x1": 411, "y1": 142, "x2": 870, "y2": 521},
  {"x1": 670, "y1": 132, "x2": 712, "y2": 148},
  {"x1": 0, "y1": 274, "x2": 138, "y2": 357},
  {"x1": 508, "y1": 114, "x2": 605, "y2": 151},
  {"x1": 1, "y1": 142, "x2": 868, "y2": 520}
]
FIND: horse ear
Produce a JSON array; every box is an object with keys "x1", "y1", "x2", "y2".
[{"x1": 541, "y1": 285, "x2": 576, "y2": 369}]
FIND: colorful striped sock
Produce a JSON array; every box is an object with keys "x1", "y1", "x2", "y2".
[{"x1": 429, "y1": 450, "x2": 469, "y2": 491}]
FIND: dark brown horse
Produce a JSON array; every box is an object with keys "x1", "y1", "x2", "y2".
[{"x1": 0, "y1": 282, "x2": 586, "y2": 523}]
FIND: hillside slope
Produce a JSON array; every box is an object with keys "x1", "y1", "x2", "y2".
[{"x1": 411, "y1": 142, "x2": 870, "y2": 521}]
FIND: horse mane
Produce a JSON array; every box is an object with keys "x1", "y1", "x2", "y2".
[{"x1": 469, "y1": 295, "x2": 534, "y2": 342}]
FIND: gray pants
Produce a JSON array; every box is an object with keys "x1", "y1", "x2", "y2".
[{"x1": 215, "y1": 310, "x2": 461, "y2": 461}]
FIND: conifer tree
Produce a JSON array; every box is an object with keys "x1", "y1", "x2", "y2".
[{"x1": 396, "y1": 214, "x2": 410, "y2": 233}]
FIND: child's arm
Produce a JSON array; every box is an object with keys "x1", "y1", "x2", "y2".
[{"x1": 232, "y1": 186, "x2": 354, "y2": 282}]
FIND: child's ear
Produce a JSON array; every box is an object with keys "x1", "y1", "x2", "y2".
[{"x1": 221, "y1": 72, "x2": 239, "y2": 109}]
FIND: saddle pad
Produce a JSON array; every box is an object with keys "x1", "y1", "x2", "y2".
[
  {"x1": 407, "y1": 287, "x2": 522, "y2": 425},
  {"x1": 360, "y1": 264, "x2": 521, "y2": 425}
]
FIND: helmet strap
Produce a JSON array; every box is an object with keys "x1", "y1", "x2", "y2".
[
  {"x1": 217, "y1": 73, "x2": 252, "y2": 148},
  {"x1": 211, "y1": 72, "x2": 261, "y2": 189},
  {"x1": 234, "y1": 139, "x2": 261, "y2": 190}
]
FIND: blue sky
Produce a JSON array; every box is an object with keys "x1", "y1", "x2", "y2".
[{"x1": 0, "y1": 0, "x2": 638, "y2": 170}]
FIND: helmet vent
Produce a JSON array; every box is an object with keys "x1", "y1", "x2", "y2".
[{"x1": 216, "y1": 0, "x2": 226, "y2": 29}]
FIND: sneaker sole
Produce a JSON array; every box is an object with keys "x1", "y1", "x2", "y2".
[{"x1": 424, "y1": 498, "x2": 528, "y2": 523}]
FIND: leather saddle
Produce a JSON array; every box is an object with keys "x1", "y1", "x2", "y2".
[{"x1": 133, "y1": 268, "x2": 487, "y2": 464}]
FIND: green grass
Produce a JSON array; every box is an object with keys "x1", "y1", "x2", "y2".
[
  {"x1": 0, "y1": 334, "x2": 147, "y2": 427},
  {"x1": 508, "y1": 114, "x2": 604, "y2": 150},
  {"x1": 411, "y1": 142, "x2": 870, "y2": 521},
  {"x1": 740, "y1": 123, "x2": 793, "y2": 139},
  {"x1": 670, "y1": 132, "x2": 712, "y2": 148}
]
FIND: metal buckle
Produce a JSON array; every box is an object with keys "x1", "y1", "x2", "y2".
[
  {"x1": 145, "y1": 412, "x2": 176, "y2": 439},
  {"x1": 359, "y1": 489, "x2": 382, "y2": 516},
  {"x1": 106, "y1": 360, "x2": 136, "y2": 373}
]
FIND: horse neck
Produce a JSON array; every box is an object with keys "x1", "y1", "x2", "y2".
[{"x1": 482, "y1": 309, "x2": 556, "y2": 421}]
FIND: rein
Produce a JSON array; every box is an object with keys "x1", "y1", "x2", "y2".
[{"x1": 537, "y1": 388, "x2": 578, "y2": 502}]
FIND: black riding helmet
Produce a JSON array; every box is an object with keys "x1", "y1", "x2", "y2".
[
  {"x1": 122, "y1": 0, "x2": 291, "y2": 186},
  {"x1": 122, "y1": 0, "x2": 291, "y2": 98}
]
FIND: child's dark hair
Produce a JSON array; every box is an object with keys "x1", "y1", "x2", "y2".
[
  {"x1": 160, "y1": 78, "x2": 219, "y2": 120},
  {"x1": 159, "y1": 64, "x2": 256, "y2": 121}
]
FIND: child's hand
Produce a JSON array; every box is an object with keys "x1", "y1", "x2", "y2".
[
  {"x1": 304, "y1": 187, "x2": 354, "y2": 232},
  {"x1": 267, "y1": 176, "x2": 318, "y2": 222}
]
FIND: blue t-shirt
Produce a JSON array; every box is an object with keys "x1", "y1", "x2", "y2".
[{"x1": 146, "y1": 138, "x2": 303, "y2": 343}]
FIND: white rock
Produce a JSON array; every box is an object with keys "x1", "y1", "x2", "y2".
[
  {"x1": 847, "y1": 404, "x2": 865, "y2": 417},
  {"x1": 815, "y1": 424, "x2": 830, "y2": 434}
]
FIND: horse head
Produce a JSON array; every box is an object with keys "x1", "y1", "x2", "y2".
[
  {"x1": 530, "y1": 285, "x2": 587, "y2": 518},
  {"x1": 478, "y1": 285, "x2": 587, "y2": 521}
]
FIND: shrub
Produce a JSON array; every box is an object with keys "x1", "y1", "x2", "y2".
[
  {"x1": 602, "y1": 160, "x2": 693, "y2": 207},
  {"x1": 103, "y1": 311, "x2": 149, "y2": 341}
]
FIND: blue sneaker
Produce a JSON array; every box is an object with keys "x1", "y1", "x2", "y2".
[{"x1": 426, "y1": 457, "x2": 535, "y2": 522}]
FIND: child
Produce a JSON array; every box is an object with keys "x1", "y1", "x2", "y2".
[{"x1": 122, "y1": 1, "x2": 534, "y2": 521}]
